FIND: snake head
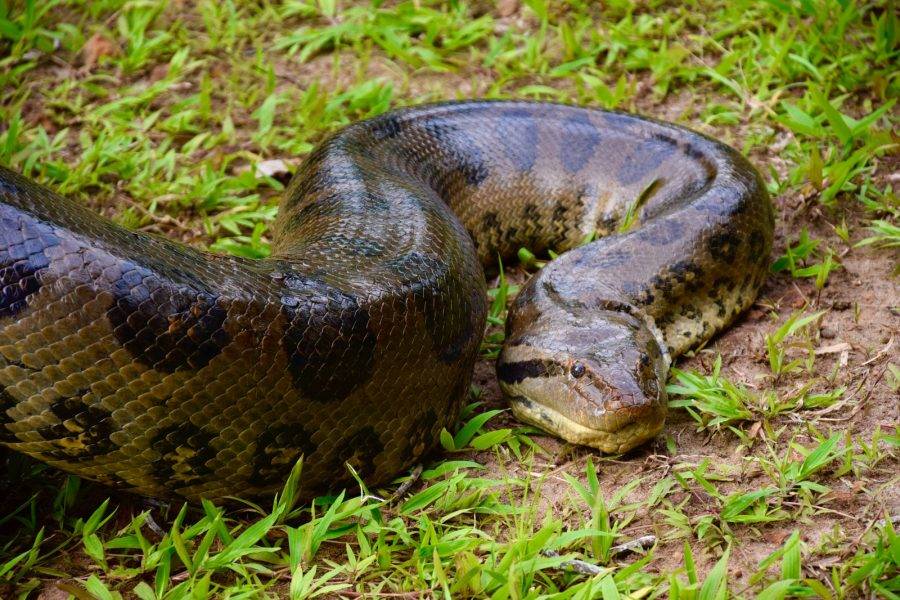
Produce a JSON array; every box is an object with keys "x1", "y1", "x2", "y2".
[{"x1": 497, "y1": 299, "x2": 669, "y2": 454}]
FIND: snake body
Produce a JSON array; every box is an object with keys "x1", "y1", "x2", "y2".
[{"x1": 0, "y1": 101, "x2": 772, "y2": 500}]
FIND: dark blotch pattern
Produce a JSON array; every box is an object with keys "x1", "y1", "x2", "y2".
[
  {"x1": 151, "y1": 422, "x2": 216, "y2": 487},
  {"x1": 522, "y1": 203, "x2": 541, "y2": 226},
  {"x1": 559, "y1": 112, "x2": 601, "y2": 173},
  {"x1": 405, "y1": 407, "x2": 440, "y2": 461},
  {"x1": 668, "y1": 259, "x2": 705, "y2": 291},
  {"x1": 516, "y1": 203, "x2": 543, "y2": 248},
  {"x1": 498, "y1": 108, "x2": 539, "y2": 172},
  {"x1": 644, "y1": 257, "x2": 708, "y2": 307},
  {"x1": 328, "y1": 425, "x2": 383, "y2": 484},
  {"x1": 706, "y1": 228, "x2": 742, "y2": 263},
  {"x1": 497, "y1": 359, "x2": 566, "y2": 384},
  {"x1": 552, "y1": 201, "x2": 568, "y2": 223},
  {"x1": 386, "y1": 251, "x2": 478, "y2": 364},
  {"x1": 369, "y1": 114, "x2": 403, "y2": 140},
  {"x1": 107, "y1": 261, "x2": 230, "y2": 372},
  {"x1": 748, "y1": 230, "x2": 767, "y2": 265},
  {"x1": 651, "y1": 133, "x2": 678, "y2": 148},
  {"x1": 617, "y1": 137, "x2": 674, "y2": 186},
  {"x1": 37, "y1": 394, "x2": 117, "y2": 461},
  {"x1": 250, "y1": 424, "x2": 319, "y2": 486},
  {"x1": 481, "y1": 211, "x2": 503, "y2": 240},
  {"x1": 0, "y1": 387, "x2": 17, "y2": 443},
  {"x1": 280, "y1": 276, "x2": 377, "y2": 402},
  {"x1": 420, "y1": 116, "x2": 490, "y2": 198},
  {"x1": 682, "y1": 144, "x2": 707, "y2": 163},
  {"x1": 0, "y1": 214, "x2": 57, "y2": 318}
]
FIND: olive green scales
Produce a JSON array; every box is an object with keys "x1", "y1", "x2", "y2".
[{"x1": 0, "y1": 101, "x2": 773, "y2": 500}]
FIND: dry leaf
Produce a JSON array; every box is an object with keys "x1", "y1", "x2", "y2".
[
  {"x1": 36, "y1": 583, "x2": 70, "y2": 600},
  {"x1": 497, "y1": 0, "x2": 519, "y2": 17},
  {"x1": 256, "y1": 159, "x2": 291, "y2": 179},
  {"x1": 815, "y1": 342, "x2": 852, "y2": 355},
  {"x1": 81, "y1": 33, "x2": 117, "y2": 70},
  {"x1": 763, "y1": 529, "x2": 791, "y2": 545},
  {"x1": 748, "y1": 420, "x2": 762, "y2": 439},
  {"x1": 149, "y1": 63, "x2": 170, "y2": 82}
]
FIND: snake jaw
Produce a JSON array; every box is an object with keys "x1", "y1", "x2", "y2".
[
  {"x1": 508, "y1": 394, "x2": 665, "y2": 454},
  {"x1": 497, "y1": 349, "x2": 668, "y2": 453}
]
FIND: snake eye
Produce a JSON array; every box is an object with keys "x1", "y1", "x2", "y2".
[{"x1": 571, "y1": 362, "x2": 586, "y2": 378}]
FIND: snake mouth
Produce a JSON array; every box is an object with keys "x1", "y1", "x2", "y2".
[{"x1": 508, "y1": 395, "x2": 664, "y2": 454}]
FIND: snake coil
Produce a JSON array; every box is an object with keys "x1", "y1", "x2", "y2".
[{"x1": 0, "y1": 101, "x2": 772, "y2": 500}]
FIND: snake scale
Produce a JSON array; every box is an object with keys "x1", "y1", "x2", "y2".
[{"x1": 0, "y1": 101, "x2": 773, "y2": 500}]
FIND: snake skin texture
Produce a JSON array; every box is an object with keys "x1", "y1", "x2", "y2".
[{"x1": 0, "y1": 101, "x2": 773, "y2": 500}]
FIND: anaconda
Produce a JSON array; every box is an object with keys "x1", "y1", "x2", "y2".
[{"x1": 0, "y1": 101, "x2": 773, "y2": 500}]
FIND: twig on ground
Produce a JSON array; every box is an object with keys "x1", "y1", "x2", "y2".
[
  {"x1": 541, "y1": 550, "x2": 607, "y2": 576},
  {"x1": 541, "y1": 536, "x2": 656, "y2": 576},
  {"x1": 610, "y1": 535, "x2": 657, "y2": 556},
  {"x1": 388, "y1": 464, "x2": 423, "y2": 502}
]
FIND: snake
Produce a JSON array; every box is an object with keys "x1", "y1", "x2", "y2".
[{"x1": 0, "y1": 101, "x2": 773, "y2": 500}]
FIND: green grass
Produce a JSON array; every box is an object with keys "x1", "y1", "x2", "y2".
[{"x1": 1, "y1": 0, "x2": 898, "y2": 598}]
